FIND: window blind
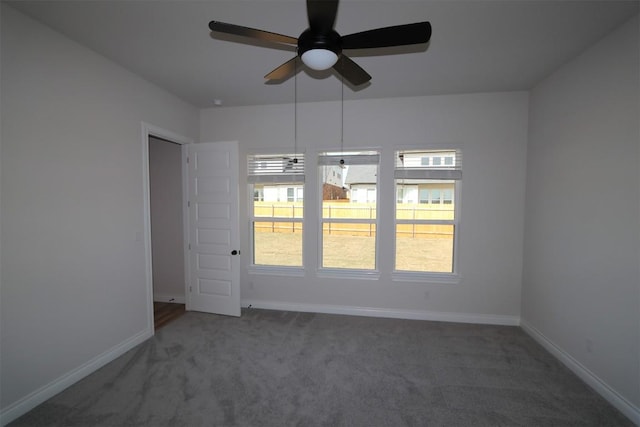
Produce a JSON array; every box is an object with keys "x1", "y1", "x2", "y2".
[
  {"x1": 317, "y1": 153, "x2": 379, "y2": 166},
  {"x1": 248, "y1": 154, "x2": 305, "y2": 183}
]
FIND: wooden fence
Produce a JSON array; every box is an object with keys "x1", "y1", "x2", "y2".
[{"x1": 253, "y1": 202, "x2": 454, "y2": 239}]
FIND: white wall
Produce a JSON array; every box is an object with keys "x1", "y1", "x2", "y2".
[
  {"x1": 149, "y1": 137, "x2": 186, "y2": 303},
  {"x1": 201, "y1": 91, "x2": 529, "y2": 323},
  {"x1": 522, "y1": 15, "x2": 639, "y2": 420},
  {"x1": 0, "y1": 5, "x2": 198, "y2": 421}
]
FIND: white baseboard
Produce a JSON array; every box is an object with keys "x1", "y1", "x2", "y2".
[
  {"x1": 521, "y1": 320, "x2": 639, "y2": 425},
  {"x1": 153, "y1": 294, "x2": 185, "y2": 304},
  {"x1": 241, "y1": 299, "x2": 520, "y2": 326},
  {"x1": 0, "y1": 328, "x2": 152, "y2": 427}
]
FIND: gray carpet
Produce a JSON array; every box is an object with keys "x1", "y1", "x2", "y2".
[{"x1": 11, "y1": 308, "x2": 632, "y2": 426}]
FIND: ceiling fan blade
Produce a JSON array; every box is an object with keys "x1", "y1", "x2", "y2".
[
  {"x1": 307, "y1": 0, "x2": 339, "y2": 33},
  {"x1": 209, "y1": 21, "x2": 297, "y2": 45},
  {"x1": 341, "y1": 22, "x2": 431, "y2": 50},
  {"x1": 264, "y1": 57, "x2": 300, "y2": 81},
  {"x1": 333, "y1": 55, "x2": 371, "y2": 86}
]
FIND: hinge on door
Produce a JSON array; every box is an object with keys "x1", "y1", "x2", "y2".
[
  {"x1": 186, "y1": 156, "x2": 190, "y2": 164},
  {"x1": 188, "y1": 243, "x2": 191, "y2": 250},
  {"x1": 189, "y1": 286, "x2": 192, "y2": 292},
  {"x1": 188, "y1": 200, "x2": 191, "y2": 207}
]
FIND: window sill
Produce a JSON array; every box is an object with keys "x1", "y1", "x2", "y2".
[
  {"x1": 317, "y1": 268, "x2": 381, "y2": 281},
  {"x1": 248, "y1": 265, "x2": 305, "y2": 277},
  {"x1": 392, "y1": 271, "x2": 461, "y2": 284}
]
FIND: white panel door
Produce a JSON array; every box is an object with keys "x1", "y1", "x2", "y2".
[{"x1": 186, "y1": 141, "x2": 240, "y2": 317}]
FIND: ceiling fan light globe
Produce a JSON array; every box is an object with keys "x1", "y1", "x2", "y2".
[{"x1": 301, "y1": 49, "x2": 338, "y2": 70}]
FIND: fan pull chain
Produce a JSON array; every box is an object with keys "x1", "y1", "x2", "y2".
[
  {"x1": 340, "y1": 59, "x2": 345, "y2": 166},
  {"x1": 293, "y1": 59, "x2": 298, "y2": 164}
]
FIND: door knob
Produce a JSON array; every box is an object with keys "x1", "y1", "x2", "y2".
[{"x1": 231, "y1": 250, "x2": 240, "y2": 255}]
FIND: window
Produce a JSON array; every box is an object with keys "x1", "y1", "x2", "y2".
[
  {"x1": 431, "y1": 189, "x2": 441, "y2": 204},
  {"x1": 443, "y1": 189, "x2": 453, "y2": 204},
  {"x1": 319, "y1": 151, "x2": 379, "y2": 272},
  {"x1": 419, "y1": 188, "x2": 429, "y2": 204},
  {"x1": 394, "y1": 149, "x2": 461, "y2": 274},
  {"x1": 248, "y1": 154, "x2": 304, "y2": 268},
  {"x1": 366, "y1": 189, "x2": 376, "y2": 203}
]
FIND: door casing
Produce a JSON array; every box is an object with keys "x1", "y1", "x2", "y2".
[{"x1": 141, "y1": 122, "x2": 193, "y2": 334}]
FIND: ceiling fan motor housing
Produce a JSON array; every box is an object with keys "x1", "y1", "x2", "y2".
[{"x1": 297, "y1": 28, "x2": 342, "y2": 57}]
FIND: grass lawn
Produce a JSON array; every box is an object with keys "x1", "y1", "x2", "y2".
[{"x1": 253, "y1": 232, "x2": 453, "y2": 272}]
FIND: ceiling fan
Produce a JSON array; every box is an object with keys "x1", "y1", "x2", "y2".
[{"x1": 208, "y1": 0, "x2": 432, "y2": 86}]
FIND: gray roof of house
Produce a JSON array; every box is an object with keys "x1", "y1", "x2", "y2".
[{"x1": 344, "y1": 165, "x2": 377, "y2": 185}]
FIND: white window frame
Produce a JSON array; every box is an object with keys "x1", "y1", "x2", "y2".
[
  {"x1": 248, "y1": 153, "x2": 305, "y2": 276},
  {"x1": 317, "y1": 151, "x2": 380, "y2": 279},
  {"x1": 392, "y1": 149, "x2": 462, "y2": 283}
]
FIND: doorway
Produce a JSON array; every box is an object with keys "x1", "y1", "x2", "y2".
[
  {"x1": 142, "y1": 123, "x2": 193, "y2": 332},
  {"x1": 148, "y1": 136, "x2": 186, "y2": 329}
]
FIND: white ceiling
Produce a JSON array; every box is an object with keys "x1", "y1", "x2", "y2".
[{"x1": 8, "y1": 0, "x2": 638, "y2": 108}]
